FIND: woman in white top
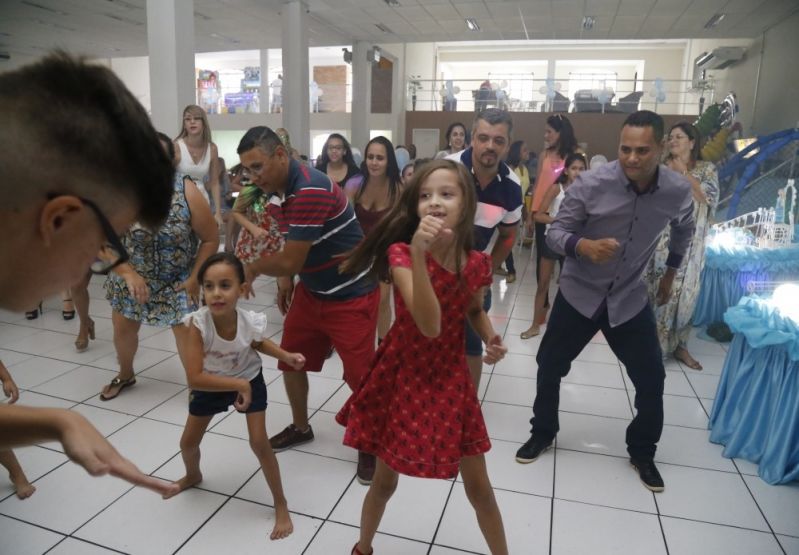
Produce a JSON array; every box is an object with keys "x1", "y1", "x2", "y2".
[
  {"x1": 521, "y1": 152, "x2": 586, "y2": 339},
  {"x1": 174, "y1": 105, "x2": 223, "y2": 226}
]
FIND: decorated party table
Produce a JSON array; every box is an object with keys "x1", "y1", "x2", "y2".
[
  {"x1": 708, "y1": 293, "x2": 799, "y2": 484},
  {"x1": 693, "y1": 243, "x2": 799, "y2": 326}
]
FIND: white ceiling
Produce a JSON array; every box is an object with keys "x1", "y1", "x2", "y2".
[{"x1": 0, "y1": 0, "x2": 797, "y2": 61}]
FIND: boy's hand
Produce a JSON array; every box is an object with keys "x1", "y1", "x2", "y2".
[
  {"x1": 2, "y1": 380, "x2": 19, "y2": 404},
  {"x1": 234, "y1": 382, "x2": 252, "y2": 411},
  {"x1": 483, "y1": 335, "x2": 507, "y2": 365},
  {"x1": 56, "y1": 410, "x2": 178, "y2": 496},
  {"x1": 283, "y1": 352, "x2": 306, "y2": 370}
]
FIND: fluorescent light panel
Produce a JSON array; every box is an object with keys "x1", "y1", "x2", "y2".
[
  {"x1": 704, "y1": 13, "x2": 726, "y2": 29},
  {"x1": 466, "y1": 18, "x2": 480, "y2": 31}
]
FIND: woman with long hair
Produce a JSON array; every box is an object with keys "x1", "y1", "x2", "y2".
[
  {"x1": 434, "y1": 122, "x2": 469, "y2": 160},
  {"x1": 528, "y1": 114, "x2": 579, "y2": 320},
  {"x1": 174, "y1": 105, "x2": 224, "y2": 226},
  {"x1": 344, "y1": 136, "x2": 403, "y2": 344},
  {"x1": 316, "y1": 133, "x2": 360, "y2": 185},
  {"x1": 645, "y1": 122, "x2": 719, "y2": 370}
]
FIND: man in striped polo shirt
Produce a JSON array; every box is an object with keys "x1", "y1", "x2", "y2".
[{"x1": 238, "y1": 127, "x2": 379, "y2": 483}]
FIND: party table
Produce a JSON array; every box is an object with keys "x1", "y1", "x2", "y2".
[
  {"x1": 708, "y1": 296, "x2": 799, "y2": 484},
  {"x1": 693, "y1": 244, "x2": 799, "y2": 326}
]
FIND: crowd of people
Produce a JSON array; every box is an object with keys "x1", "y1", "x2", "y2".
[{"x1": 1, "y1": 52, "x2": 722, "y2": 554}]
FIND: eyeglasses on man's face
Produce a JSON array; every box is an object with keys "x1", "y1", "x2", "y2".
[{"x1": 47, "y1": 193, "x2": 130, "y2": 275}]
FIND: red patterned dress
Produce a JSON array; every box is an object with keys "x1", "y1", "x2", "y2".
[{"x1": 336, "y1": 242, "x2": 493, "y2": 479}]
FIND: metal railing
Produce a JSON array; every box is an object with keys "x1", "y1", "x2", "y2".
[
  {"x1": 196, "y1": 82, "x2": 353, "y2": 114},
  {"x1": 406, "y1": 77, "x2": 714, "y2": 116}
]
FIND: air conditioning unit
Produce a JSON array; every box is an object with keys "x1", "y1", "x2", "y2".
[{"x1": 692, "y1": 46, "x2": 745, "y2": 88}]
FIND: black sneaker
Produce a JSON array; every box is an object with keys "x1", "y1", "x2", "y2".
[
  {"x1": 515, "y1": 436, "x2": 553, "y2": 463},
  {"x1": 356, "y1": 451, "x2": 376, "y2": 485},
  {"x1": 630, "y1": 458, "x2": 665, "y2": 492},
  {"x1": 269, "y1": 424, "x2": 314, "y2": 452}
]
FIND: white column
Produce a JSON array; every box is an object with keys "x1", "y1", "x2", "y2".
[
  {"x1": 259, "y1": 49, "x2": 269, "y2": 114},
  {"x1": 146, "y1": 0, "x2": 195, "y2": 134},
  {"x1": 281, "y1": 0, "x2": 309, "y2": 155},
  {"x1": 351, "y1": 40, "x2": 372, "y2": 151}
]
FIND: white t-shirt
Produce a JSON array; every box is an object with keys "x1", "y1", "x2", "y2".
[
  {"x1": 183, "y1": 306, "x2": 268, "y2": 381},
  {"x1": 546, "y1": 183, "x2": 566, "y2": 234}
]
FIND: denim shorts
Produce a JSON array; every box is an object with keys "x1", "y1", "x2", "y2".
[
  {"x1": 465, "y1": 287, "x2": 492, "y2": 356},
  {"x1": 189, "y1": 369, "x2": 267, "y2": 416}
]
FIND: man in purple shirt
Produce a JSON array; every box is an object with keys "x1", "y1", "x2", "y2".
[{"x1": 515, "y1": 111, "x2": 695, "y2": 492}]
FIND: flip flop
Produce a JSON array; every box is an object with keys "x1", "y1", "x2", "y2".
[{"x1": 100, "y1": 376, "x2": 136, "y2": 401}]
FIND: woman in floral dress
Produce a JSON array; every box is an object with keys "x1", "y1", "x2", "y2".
[{"x1": 645, "y1": 122, "x2": 719, "y2": 370}]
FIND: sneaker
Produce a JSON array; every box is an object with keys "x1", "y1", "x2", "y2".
[
  {"x1": 356, "y1": 451, "x2": 376, "y2": 485},
  {"x1": 269, "y1": 424, "x2": 314, "y2": 452},
  {"x1": 630, "y1": 458, "x2": 665, "y2": 492},
  {"x1": 515, "y1": 436, "x2": 553, "y2": 463}
]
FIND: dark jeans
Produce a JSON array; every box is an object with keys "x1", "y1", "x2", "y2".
[{"x1": 530, "y1": 292, "x2": 665, "y2": 460}]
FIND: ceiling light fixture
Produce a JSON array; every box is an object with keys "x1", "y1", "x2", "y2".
[
  {"x1": 704, "y1": 13, "x2": 726, "y2": 29},
  {"x1": 582, "y1": 16, "x2": 596, "y2": 30},
  {"x1": 466, "y1": 18, "x2": 480, "y2": 31},
  {"x1": 383, "y1": 0, "x2": 400, "y2": 6},
  {"x1": 375, "y1": 23, "x2": 392, "y2": 33}
]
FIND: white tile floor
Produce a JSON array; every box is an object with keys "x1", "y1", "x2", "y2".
[{"x1": 1, "y1": 251, "x2": 798, "y2": 555}]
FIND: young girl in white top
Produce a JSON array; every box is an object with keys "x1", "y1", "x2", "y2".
[
  {"x1": 166, "y1": 253, "x2": 305, "y2": 540},
  {"x1": 174, "y1": 105, "x2": 224, "y2": 226},
  {"x1": 521, "y1": 153, "x2": 586, "y2": 339}
]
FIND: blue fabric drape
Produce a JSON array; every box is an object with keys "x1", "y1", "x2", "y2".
[
  {"x1": 693, "y1": 245, "x2": 799, "y2": 326},
  {"x1": 708, "y1": 297, "x2": 799, "y2": 484}
]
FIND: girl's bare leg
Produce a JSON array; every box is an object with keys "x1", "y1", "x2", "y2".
[
  {"x1": 246, "y1": 411, "x2": 293, "y2": 539},
  {"x1": 165, "y1": 414, "x2": 213, "y2": 499},
  {"x1": 356, "y1": 458, "x2": 399, "y2": 554},
  {"x1": 0, "y1": 450, "x2": 35, "y2": 499},
  {"x1": 460, "y1": 454, "x2": 508, "y2": 555}
]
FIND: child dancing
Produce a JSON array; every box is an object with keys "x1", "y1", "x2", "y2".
[
  {"x1": 167, "y1": 253, "x2": 304, "y2": 540},
  {"x1": 337, "y1": 159, "x2": 509, "y2": 555},
  {"x1": 0, "y1": 360, "x2": 36, "y2": 498}
]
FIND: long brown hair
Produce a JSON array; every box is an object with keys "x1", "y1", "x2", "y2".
[{"x1": 340, "y1": 159, "x2": 476, "y2": 282}]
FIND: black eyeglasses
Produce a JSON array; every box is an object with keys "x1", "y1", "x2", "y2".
[{"x1": 47, "y1": 193, "x2": 130, "y2": 275}]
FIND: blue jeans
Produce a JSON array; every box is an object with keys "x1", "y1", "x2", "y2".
[{"x1": 465, "y1": 288, "x2": 492, "y2": 356}]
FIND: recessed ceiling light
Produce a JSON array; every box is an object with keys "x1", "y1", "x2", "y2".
[
  {"x1": 704, "y1": 13, "x2": 726, "y2": 29},
  {"x1": 582, "y1": 16, "x2": 596, "y2": 30},
  {"x1": 466, "y1": 18, "x2": 480, "y2": 31}
]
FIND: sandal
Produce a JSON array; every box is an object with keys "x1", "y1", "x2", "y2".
[
  {"x1": 75, "y1": 318, "x2": 95, "y2": 353},
  {"x1": 674, "y1": 347, "x2": 702, "y2": 370},
  {"x1": 100, "y1": 376, "x2": 136, "y2": 401},
  {"x1": 520, "y1": 325, "x2": 540, "y2": 340},
  {"x1": 25, "y1": 302, "x2": 42, "y2": 320},
  {"x1": 62, "y1": 298, "x2": 75, "y2": 320},
  {"x1": 352, "y1": 543, "x2": 373, "y2": 555}
]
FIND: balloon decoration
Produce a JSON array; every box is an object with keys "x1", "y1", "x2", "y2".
[
  {"x1": 647, "y1": 78, "x2": 667, "y2": 106},
  {"x1": 538, "y1": 78, "x2": 561, "y2": 100}
]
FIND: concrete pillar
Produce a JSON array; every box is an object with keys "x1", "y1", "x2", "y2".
[
  {"x1": 259, "y1": 48, "x2": 269, "y2": 114},
  {"x1": 281, "y1": 0, "x2": 310, "y2": 155},
  {"x1": 146, "y1": 0, "x2": 195, "y2": 134},
  {"x1": 351, "y1": 40, "x2": 372, "y2": 151}
]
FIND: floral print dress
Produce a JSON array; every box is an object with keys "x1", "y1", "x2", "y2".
[
  {"x1": 105, "y1": 174, "x2": 198, "y2": 327},
  {"x1": 645, "y1": 160, "x2": 719, "y2": 353}
]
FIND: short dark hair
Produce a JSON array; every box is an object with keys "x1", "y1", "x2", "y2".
[
  {"x1": 669, "y1": 121, "x2": 703, "y2": 161},
  {"x1": 623, "y1": 110, "x2": 665, "y2": 144},
  {"x1": 473, "y1": 108, "x2": 513, "y2": 139},
  {"x1": 198, "y1": 252, "x2": 246, "y2": 285},
  {"x1": 237, "y1": 126, "x2": 284, "y2": 155},
  {"x1": 0, "y1": 51, "x2": 174, "y2": 227},
  {"x1": 157, "y1": 132, "x2": 175, "y2": 162}
]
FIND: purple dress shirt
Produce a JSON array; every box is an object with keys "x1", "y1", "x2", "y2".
[{"x1": 547, "y1": 160, "x2": 695, "y2": 327}]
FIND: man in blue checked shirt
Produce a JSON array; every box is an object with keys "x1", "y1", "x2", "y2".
[{"x1": 515, "y1": 111, "x2": 695, "y2": 493}]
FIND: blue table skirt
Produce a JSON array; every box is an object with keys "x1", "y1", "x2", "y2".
[
  {"x1": 693, "y1": 245, "x2": 799, "y2": 326},
  {"x1": 708, "y1": 297, "x2": 799, "y2": 484}
]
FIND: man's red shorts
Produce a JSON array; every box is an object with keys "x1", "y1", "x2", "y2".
[{"x1": 278, "y1": 282, "x2": 379, "y2": 390}]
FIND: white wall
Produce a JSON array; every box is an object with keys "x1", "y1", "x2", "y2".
[{"x1": 751, "y1": 10, "x2": 799, "y2": 135}]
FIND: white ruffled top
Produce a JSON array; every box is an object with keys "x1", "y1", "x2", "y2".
[{"x1": 183, "y1": 306, "x2": 268, "y2": 381}]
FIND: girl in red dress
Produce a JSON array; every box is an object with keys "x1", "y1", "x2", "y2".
[{"x1": 338, "y1": 159, "x2": 509, "y2": 555}]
